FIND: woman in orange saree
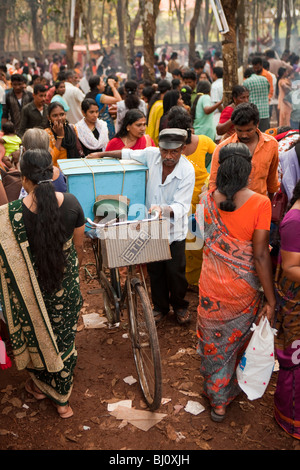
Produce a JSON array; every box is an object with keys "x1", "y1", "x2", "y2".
[{"x1": 197, "y1": 143, "x2": 276, "y2": 422}]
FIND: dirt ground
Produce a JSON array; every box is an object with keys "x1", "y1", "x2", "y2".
[{"x1": 0, "y1": 238, "x2": 299, "y2": 453}]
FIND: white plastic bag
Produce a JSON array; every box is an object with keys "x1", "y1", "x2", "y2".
[{"x1": 236, "y1": 316, "x2": 277, "y2": 400}]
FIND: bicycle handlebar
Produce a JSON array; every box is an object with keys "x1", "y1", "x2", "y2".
[{"x1": 86, "y1": 210, "x2": 160, "y2": 230}]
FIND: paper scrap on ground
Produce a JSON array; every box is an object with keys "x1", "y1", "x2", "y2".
[
  {"x1": 184, "y1": 400, "x2": 205, "y2": 415},
  {"x1": 123, "y1": 375, "x2": 137, "y2": 385},
  {"x1": 110, "y1": 405, "x2": 167, "y2": 431},
  {"x1": 107, "y1": 400, "x2": 132, "y2": 411},
  {"x1": 82, "y1": 313, "x2": 108, "y2": 329},
  {"x1": 161, "y1": 398, "x2": 172, "y2": 405}
]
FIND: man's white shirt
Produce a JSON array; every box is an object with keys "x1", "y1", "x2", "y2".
[{"x1": 122, "y1": 147, "x2": 195, "y2": 244}]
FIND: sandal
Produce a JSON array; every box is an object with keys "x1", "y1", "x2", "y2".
[
  {"x1": 56, "y1": 403, "x2": 74, "y2": 419},
  {"x1": 25, "y1": 379, "x2": 46, "y2": 400},
  {"x1": 153, "y1": 310, "x2": 167, "y2": 324},
  {"x1": 210, "y1": 407, "x2": 226, "y2": 422},
  {"x1": 175, "y1": 309, "x2": 191, "y2": 325}
]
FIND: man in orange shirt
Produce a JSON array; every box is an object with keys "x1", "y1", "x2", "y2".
[
  {"x1": 209, "y1": 102, "x2": 279, "y2": 200},
  {"x1": 51, "y1": 57, "x2": 60, "y2": 83},
  {"x1": 252, "y1": 56, "x2": 274, "y2": 101}
]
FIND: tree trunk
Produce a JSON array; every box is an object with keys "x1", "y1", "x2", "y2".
[
  {"x1": 285, "y1": 0, "x2": 292, "y2": 51},
  {"x1": 274, "y1": 0, "x2": 283, "y2": 51},
  {"x1": 106, "y1": 2, "x2": 113, "y2": 47},
  {"x1": 237, "y1": 0, "x2": 245, "y2": 67},
  {"x1": 128, "y1": 9, "x2": 141, "y2": 61},
  {"x1": 100, "y1": 0, "x2": 105, "y2": 49},
  {"x1": 221, "y1": 0, "x2": 238, "y2": 107},
  {"x1": 66, "y1": 0, "x2": 81, "y2": 69},
  {"x1": 10, "y1": 2, "x2": 22, "y2": 60},
  {"x1": 27, "y1": 0, "x2": 45, "y2": 58},
  {"x1": 188, "y1": 0, "x2": 202, "y2": 67},
  {"x1": 86, "y1": 0, "x2": 95, "y2": 43},
  {"x1": 173, "y1": 0, "x2": 187, "y2": 44},
  {"x1": 139, "y1": 0, "x2": 161, "y2": 83},
  {"x1": 202, "y1": 0, "x2": 212, "y2": 48},
  {"x1": 116, "y1": 0, "x2": 128, "y2": 71},
  {"x1": 0, "y1": 0, "x2": 8, "y2": 53}
]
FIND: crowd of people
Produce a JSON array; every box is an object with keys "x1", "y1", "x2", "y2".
[{"x1": 0, "y1": 44, "x2": 300, "y2": 440}]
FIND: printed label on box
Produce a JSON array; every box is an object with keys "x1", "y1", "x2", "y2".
[{"x1": 120, "y1": 230, "x2": 151, "y2": 264}]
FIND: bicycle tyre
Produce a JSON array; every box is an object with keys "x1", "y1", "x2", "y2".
[
  {"x1": 100, "y1": 269, "x2": 120, "y2": 324},
  {"x1": 128, "y1": 280, "x2": 162, "y2": 410}
]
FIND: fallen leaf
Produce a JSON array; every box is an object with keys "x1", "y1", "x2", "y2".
[
  {"x1": 195, "y1": 440, "x2": 212, "y2": 450},
  {"x1": 166, "y1": 424, "x2": 178, "y2": 441},
  {"x1": 9, "y1": 397, "x2": 23, "y2": 408},
  {"x1": 241, "y1": 424, "x2": 251, "y2": 436},
  {"x1": 0, "y1": 429, "x2": 11, "y2": 435},
  {"x1": 2, "y1": 406, "x2": 12, "y2": 415},
  {"x1": 178, "y1": 381, "x2": 194, "y2": 391}
]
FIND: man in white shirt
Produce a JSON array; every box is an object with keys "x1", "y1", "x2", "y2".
[
  {"x1": 63, "y1": 70, "x2": 85, "y2": 124},
  {"x1": 211, "y1": 67, "x2": 223, "y2": 142},
  {"x1": 91, "y1": 128, "x2": 195, "y2": 325},
  {"x1": 157, "y1": 61, "x2": 173, "y2": 83}
]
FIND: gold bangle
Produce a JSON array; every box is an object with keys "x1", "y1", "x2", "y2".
[{"x1": 56, "y1": 136, "x2": 64, "y2": 139}]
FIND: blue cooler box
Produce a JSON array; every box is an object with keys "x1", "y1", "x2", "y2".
[{"x1": 58, "y1": 158, "x2": 148, "y2": 222}]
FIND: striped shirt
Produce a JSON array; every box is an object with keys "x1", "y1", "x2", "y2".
[{"x1": 243, "y1": 74, "x2": 270, "y2": 119}]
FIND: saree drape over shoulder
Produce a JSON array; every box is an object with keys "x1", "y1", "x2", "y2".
[
  {"x1": 0, "y1": 200, "x2": 82, "y2": 406},
  {"x1": 274, "y1": 210, "x2": 300, "y2": 439},
  {"x1": 197, "y1": 192, "x2": 263, "y2": 408}
]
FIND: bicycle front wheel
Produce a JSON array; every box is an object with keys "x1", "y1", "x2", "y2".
[
  {"x1": 128, "y1": 280, "x2": 162, "y2": 410},
  {"x1": 100, "y1": 269, "x2": 120, "y2": 324}
]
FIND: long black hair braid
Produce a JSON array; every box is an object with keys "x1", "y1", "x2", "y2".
[{"x1": 20, "y1": 149, "x2": 67, "y2": 293}]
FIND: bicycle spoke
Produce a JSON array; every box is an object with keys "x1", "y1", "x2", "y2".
[{"x1": 128, "y1": 282, "x2": 162, "y2": 410}]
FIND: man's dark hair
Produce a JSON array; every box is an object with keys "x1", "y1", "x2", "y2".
[
  {"x1": 231, "y1": 102, "x2": 259, "y2": 126},
  {"x1": 11, "y1": 73, "x2": 25, "y2": 83},
  {"x1": 265, "y1": 49, "x2": 275, "y2": 59},
  {"x1": 157, "y1": 61, "x2": 166, "y2": 68},
  {"x1": 194, "y1": 60, "x2": 205, "y2": 70},
  {"x1": 213, "y1": 67, "x2": 223, "y2": 78},
  {"x1": 33, "y1": 84, "x2": 47, "y2": 95},
  {"x1": 182, "y1": 70, "x2": 196, "y2": 81},
  {"x1": 172, "y1": 68, "x2": 183, "y2": 77},
  {"x1": 244, "y1": 68, "x2": 254, "y2": 79},
  {"x1": 252, "y1": 56, "x2": 263, "y2": 66}
]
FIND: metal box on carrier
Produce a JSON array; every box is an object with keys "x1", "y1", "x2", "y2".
[
  {"x1": 57, "y1": 158, "x2": 148, "y2": 222},
  {"x1": 97, "y1": 217, "x2": 171, "y2": 268}
]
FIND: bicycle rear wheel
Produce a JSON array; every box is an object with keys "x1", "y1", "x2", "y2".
[{"x1": 128, "y1": 280, "x2": 162, "y2": 410}]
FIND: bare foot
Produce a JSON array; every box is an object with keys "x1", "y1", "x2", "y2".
[{"x1": 25, "y1": 379, "x2": 46, "y2": 400}]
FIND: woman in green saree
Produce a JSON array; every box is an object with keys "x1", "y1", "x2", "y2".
[{"x1": 0, "y1": 148, "x2": 85, "y2": 418}]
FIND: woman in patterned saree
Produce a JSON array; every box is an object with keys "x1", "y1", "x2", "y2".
[
  {"x1": 197, "y1": 143, "x2": 276, "y2": 422},
  {"x1": 0, "y1": 149, "x2": 85, "y2": 418},
  {"x1": 274, "y1": 180, "x2": 300, "y2": 439}
]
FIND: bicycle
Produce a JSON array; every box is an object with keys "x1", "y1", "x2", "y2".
[{"x1": 86, "y1": 211, "x2": 167, "y2": 411}]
